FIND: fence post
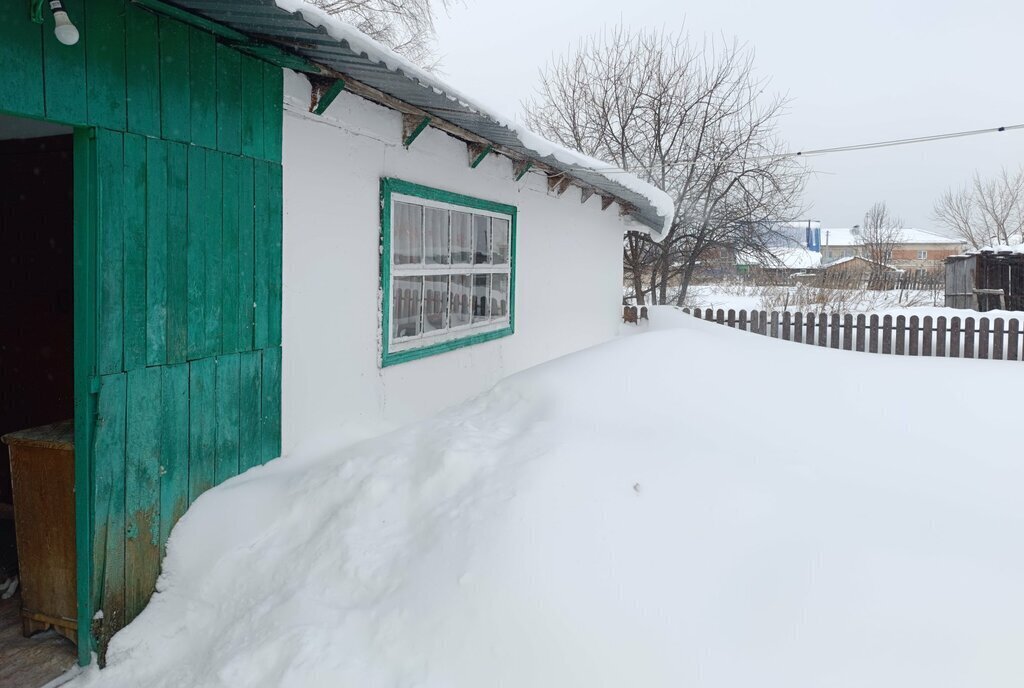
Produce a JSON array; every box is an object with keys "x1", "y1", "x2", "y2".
[
  {"x1": 993, "y1": 318, "x2": 1004, "y2": 360},
  {"x1": 749, "y1": 310, "x2": 759, "y2": 333},
  {"x1": 1009, "y1": 319, "x2": 1020, "y2": 361},
  {"x1": 818, "y1": 313, "x2": 828, "y2": 347},
  {"x1": 936, "y1": 316, "x2": 947, "y2": 357},
  {"x1": 964, "y1": 317, "x2": 975, "y2": 358},
  {"x1": 727, "y1": 309, "x2": 736, "y2": 328},
  {"x1": 949, "y1": 317, "x2": 961, "y2": 358},
  {"x1": 704, "y1": 308, "x2": 714, "y2": 321},
  {"x1": 882, "y1": 315, "x2": 893, "y2": 354},
  {"x1": 805, "y1": 312, "x2": 815, "y2": 345},
  {"x1": 853, "y1": 314, "x2": 865, "y2": 352},
  {"x1": 770, "y1": 311, "x2": 780, "y2": 338},
  {"x1": 738, "y1": 309, "x2": 748, "y2": 331},
  {"x1": 794, "y1": 312, "x2": 803, "y2": 343},
  {"x1": 922, "y1": 316, "x2": 933, "y2": 357},
  {"x1": 692, "y1": 308, "x2": 701, "y2": 319},
  {"x1": 842, "y1": 314, "x2": 854, "y2": 350},
  {"x1": 716, "y1": 309, "x2": 725, "y2": 325},
  {"x1": 830, "y1": 313, "x2": 841, "y2": 349},
  {"x1": 909, "y1": 316, "x2": 919, "y2": 356},
  {"x1": 783, "y1": 311, "x2": 794, "y2": 340},
  {"x1": 895, "y1": 315, "x2": 906, "y2": 355},
  {"x1": 869, "y1": 314, "x2": 880, "y2": 353},
  {"x1": 978, "y1": 318, "x2": 990, "y2": 359}
]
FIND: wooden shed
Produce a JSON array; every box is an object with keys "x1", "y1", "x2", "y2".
[{"x1": 944, "y1": 250, "x2": 1024, "y2": 311}]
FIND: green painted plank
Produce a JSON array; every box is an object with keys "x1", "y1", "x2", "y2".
[
  {"x1": 158, "y1": 363, "x2": 189, "y2": 553},
  {"x1": 158, "y1": 18, "x2": 190, "y2": 143},
  {"x1": 221, "y1": 155, "x2": 240, "y2": 352},
  {"x1": 97, "y1": 129, "x2": 125, "y2": 375},
  {"x1": 262, "y1": 61, "x2": 283, "y2": 163},
  {"x1": 268, "y1": 164, "x2": 283, "y2": 347},
  {"x1": 186, "y1": 145, "x2": 207, "y2": 360},
  {"x1": 236, "y1": 157, "x2": 255, "y2": 351},
  {"x1": 42, "y1": 0, "x2": 87, "y2": 124},
  {"x1": 92, "y1": 372, "x2": 126, "y2": 658},
  {"x1": 204, "y1": 152, "x2": 224, "y2": 357},
  {"x1": 146, "y1": 138, "x2": 168, "y2": 366},
  {"x1": 132, "y1": 0, "x2": 250, "y2": 43},
  {"x1": 165, "y1": 142, "x2": 189, "y2": 363},
  {"x1": 125, "y1": 366, "x2": 162, "y2": 621},
  {"x1": 260, "y1": 347, "x2": 282, "y2": 464},
  {"x1": 215, "y1": 353, "x2": 241, "y2": 483},
  {"x1": 84, "y1": 0, "x2": 127, "y2": 131},
  {"x1": 240, "y1": 54, "x2": 265, "y2": 160},
  {"x1": 216, "y1": 44, "x2": 242, "y2": 155},
  {"x1": 123, "y1": 133, "x2": 147, "y2": 371},
  {"x1": 187, "y1": 357, "x2": 216, "y2": 502},
  {"x1": 238, "y1": 351, "x2": 262, "y2": 472},
  {"x1": 252, "y1": 161, "x2": 270, "y2": 349},
  {"x1": 0, "y1": 1, "x2": 45, "y2": 118},
  {"x1": 188, "y1": 28, "x2": 217, "y2": 149},
  {"x1": 125, "y1": 5, "x2": 161, "y2": 137}
]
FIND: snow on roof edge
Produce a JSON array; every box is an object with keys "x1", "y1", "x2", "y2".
[{"x1": 273, "y1": 0, "x2": 675, "y2": 239}]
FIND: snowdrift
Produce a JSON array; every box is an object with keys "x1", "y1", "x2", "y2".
[{"x1": 71, "y1": 311, "x2": 1024, "y2": 687}]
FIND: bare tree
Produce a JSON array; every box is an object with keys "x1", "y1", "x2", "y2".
[
  {"x1": 314, "y1": 0, "x2": 456, "y2": 67},
  {"x1": 523, "y1": 25, "x2": 806, "y2": 305},
  {"x1": 933, "y1": 167, "x2": 1024, "y2": 249},
  {"x1": 856, "y1": 201, "x2": 903, "y2": 273}
]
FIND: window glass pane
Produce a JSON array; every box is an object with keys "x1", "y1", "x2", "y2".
[
  {"x1": 392, "y1": 276, "x2": 422, "y2": 339},
  {"x1": 451, "y1": 211, "x2": 473, "y2": 264},
  {"x1": 424, "y1": 207, "x2": 450, "y2": 265},
  {"x1": 491, "y1": 274, "x2": 509, "y2": 320},
  {"x1": 491, "y1": 218, "x2": 510, "y2": 264},
  {"x1": 450, "y1": 274, "x2": 472, "y2": 327},
  {"x1": 394, "y1": 202, "x2": 423, "y2": 265},
  {"x1": 423, "y1": 276, "x2": 449, "y2": 333},
  {"x1": 472, "y1": 274, "x2": 491, "y2": 322},
  {"x1": 473, "y1": 215, "x2": 491, "y2": 264}
]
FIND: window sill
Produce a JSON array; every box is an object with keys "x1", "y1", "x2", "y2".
[{"x1": 382, "y1": 324, "x2": 514, "y2": 367}]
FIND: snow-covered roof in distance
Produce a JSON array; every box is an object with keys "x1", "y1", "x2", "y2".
[
  {"x1": 737, "y1": 246, "x2": 822, "y2": 270},
  {"x1": 822, "y1": 227, "x2": 964, "y2": 246},
  {"x1": 821, "y1": 255, "x2": 903, "y2": 272},
  {"x1": 158, "y1": 0, "x2": 674, "y2": 238}
]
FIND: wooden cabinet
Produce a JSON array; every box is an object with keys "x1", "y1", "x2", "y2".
[{"x1": 2, "y1": 420, "x2": 76, "y2": 644}]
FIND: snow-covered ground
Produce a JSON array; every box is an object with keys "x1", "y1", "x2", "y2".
[
  {"x1": 683, "y1": 282, "x2": 946, "y2": 313},
  {"x1": 71, "y1": 309, "x2": 1024, "y2": 688}
]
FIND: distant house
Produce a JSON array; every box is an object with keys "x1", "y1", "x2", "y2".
[
  {"x1": 821, "y1": 227, "x2": 965, "y2": 275},
  {"x1": 945, "y1": 246, "x2": 1024, "y2": 311}
]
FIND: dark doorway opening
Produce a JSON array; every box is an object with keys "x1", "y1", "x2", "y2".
[{"x1": 0, "y1": 113, "x2": 78, "y2": 687}]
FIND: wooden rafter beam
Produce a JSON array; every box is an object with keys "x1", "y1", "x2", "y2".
[
  {"x1": 468, "y1": 143, "x2": 493, "y2": 168},
  {"x1": 580, "y1": 188, "x2": 595, "y2": 205},
  {"x1": 309, "y1": 76, "x2": 346, "y2": 116},
  {"x1": 513, "y1": 160, "x2": 532, "y2": 181},
  {"x1": 600, "y1": 196, "x2": 615, "y2": 211},
  {"x1": 402, "y1": 114, "x2": 431, "y2": 148}
]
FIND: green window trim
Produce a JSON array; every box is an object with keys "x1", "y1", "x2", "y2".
[{"x1": 380, "y1": 177, "x2": 517, "y2": 367}]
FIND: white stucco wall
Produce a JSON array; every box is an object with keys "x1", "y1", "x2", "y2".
[{"x1": 280, "y1": 71, "x2": 628, "y2": 454}]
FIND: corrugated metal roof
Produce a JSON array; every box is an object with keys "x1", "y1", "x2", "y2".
[{"x1": 150, "y1": 0, "x2": 666, "y2": 234}]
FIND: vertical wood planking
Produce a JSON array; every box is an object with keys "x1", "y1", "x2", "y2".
[
  {"x1": 237, "y1": 158, "x2": 256, "y2": 350},
  {"x1": 92, "y1": 373, "x2": 126, "y2": 657},
  {"x1": 240, "y1": 55, "x2": 266, "y2": 159},
  {"x1": 268, "y1": 164, "x2": 283, "y2": 346},
  {"x1": 186, "y1": 146, "x2": 207, "y2": 359},
  {"x1": 992, "y1": 318, "x2": 1004, "y2": 360},
  {"x1": 204, "y1": 153, "x2": 224, "y2": 357},
  {"x1": 97, "y1": 129, "x2": 125, "y2": 374},
  {"x1": 869, "y1": 315, "x2": 880, "y2": 353},
  {"x1": 842, "y1": 314, "x2": 853, "y2": 350},
  {"x1": 0, "y1": 1, "x2": 46, "y2": 118},
  {"x1": 781, "y1": 311, "x2": 792, "y2": 341},
  {"x1": 123, "y1": 134, "x2": 148, "y2": 371},
  {"x1": 793, "y1": 312, "x2": 803, "y2": 343},
  {"x1": 895, "y1": 316, "x2": 906, "y2": 355},
  {"x1": 42, "y1": 0, "x2": 87, "y2": 124},
  {"x1": 949, "y1": 318, "x2": 961, "y2": 358},
  {"x1": 187, "y1": 357, "x2": 217, "y2": 502},
  {"x1": 125, "y1": 367, "x2": 162, "y2": 621},
  {"x1": 738, "y1": 310, "x2": 747, "y2": 332},
  {"x1": 165, "y1": 142, "x2": 189, "y2": 363},
  {"x1": 1008, "y1": 319, "x2": 1021, "y2": 361},
  {"x1": 261, "y1": 347, "x2": 282, "y2": 464},
  {"x1": 146, "y1": 138, "x2": 168, "y2": 366},
  {"x1": 216, "y1": 44, "x2": 243, "y2": 155},
  {"x1": 770, "y1": 311, "x2": 779, "y2": 338},
  {"x1": 727, "y1": 309, "x2": 737, "y2": 328},
  {"x1": 964, "y1": 318, "x2": 975, "y2": 358},
  {"x1": 125, "y1": 6, "x2": 161, "y2": 136},
  {"x1": 158, "y1": 363, "x2": 189, "y2": 554},
  {"x1": 85, "y1": 0, "x2": 127, "y2": 131},
  {"x1": 158, "y1": 18, "x2": 190, "y2": 143},
  {"x1": 263, "y1": 62, "x2": 283, "y2": 162},
  {"x1": 253, "y1": 161, "x2": 271, "y2": 348},
  {"x1": 215, "y1": 354, "x2": 241, "y2": 482},
  {"x1": 936, "y1": 316, "x2": 947, "y2": 357},
  {"x1": 238, "y1": 351, "x2": 263, "y2": 472},
  {"x1": 817, "y1": 313, "x2": 828, "y2": 347},
  {"x1": 221, "y1": 156, "x2": 241, "y2": 351},
  {"x1": 855, "y1": 314, "x2": 866, "y2": 352},
  {"x1": 908, "y1": 316, "x2": 919, "y2": 356},
  {"x1": 978, "y1": 318, "x2": 990, "y2": 359},
  {"x1": 805, "y1": 313, "x2": 814, "y2": 345},
  {"x1": 189, "y1": 29, "x2": 217, "y2": 149},
  {"x1": 830, "y1": 314, "x2": 841, "y2": 349},
  {"x1": 922, "y1": 316, "x2": 933, "y2": 357}
]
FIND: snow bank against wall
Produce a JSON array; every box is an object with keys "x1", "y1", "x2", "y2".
[
  {"x1": 279, "y1": 71, "x2": 625, "y2": 454},
  {"x1": 71, "y1": 310, "x2": 1024, "y2": 688}
]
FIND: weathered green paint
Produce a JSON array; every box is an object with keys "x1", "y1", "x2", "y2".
[
  {"x1": 513, "y1": 160, "x2": 533, "y2": 182},
  {"x1": 402, "y1": 115, "x2": 431, "y2": 148},
  {"x1": 469, "y1": 144, "x2": 493, "y2": 169},
  {"x1": 131, "y1": 0, "x2": 250, "y2": 42},
  {"x1": 313, "y1": 79, "x2": 347, "y2": 117},
  {"x1": 379, "y1": 178, "x2": 517, "y2": 367},
  {"x1": 0, "y1": 0, "x2": 286, "y2": 662}
]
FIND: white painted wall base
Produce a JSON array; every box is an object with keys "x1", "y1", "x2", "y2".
[{"x1": 281, "y1": 71, "x2": 627, "y2": 454}]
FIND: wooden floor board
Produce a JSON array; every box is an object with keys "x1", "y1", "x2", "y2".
[{"x1": 0, "y1": 590, "x2": 76, "y2": 688}]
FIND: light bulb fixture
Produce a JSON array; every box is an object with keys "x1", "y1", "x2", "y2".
[{"x1": 49, "y1": 0, "x2": 79, "y2": 46}]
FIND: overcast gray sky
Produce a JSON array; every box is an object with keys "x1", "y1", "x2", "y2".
[{"x1": 433, "y1": 0, "x2": 1023, "y2": 231}]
